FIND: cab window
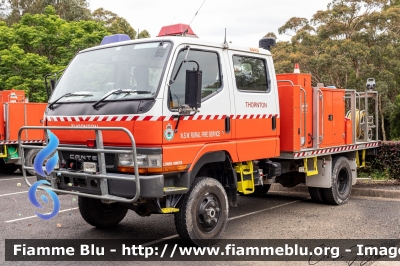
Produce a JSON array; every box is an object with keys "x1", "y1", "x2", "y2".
[
  {"x1": 169, "y1": 49, "x2": 222, "y2": 109},
  {"x1": 233, "y1": 55, "x2": 269, "y2": 92}
]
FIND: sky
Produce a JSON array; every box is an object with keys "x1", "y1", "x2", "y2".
[{"x1": 89, "y1": 0, "x2": 333, "y2": 47}]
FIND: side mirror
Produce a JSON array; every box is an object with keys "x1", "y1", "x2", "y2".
[
  {"x1": 50, "y1": 79, "x2": 56, "y2": 91},
  {"x1": 185, "y1": 69, "x2": 202, "y2": 109}
]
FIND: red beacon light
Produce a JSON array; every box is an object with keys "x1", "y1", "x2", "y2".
[
  {"x1": 157, "y1": 23, "x2": 198, "y2": 37},
  {"x1": 87, "y1": 139, "x2": 96, "y2": 148}
]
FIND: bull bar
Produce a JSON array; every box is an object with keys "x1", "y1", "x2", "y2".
[{"x1": 18, "y1": 126, "x2": 142, "y2": 204}]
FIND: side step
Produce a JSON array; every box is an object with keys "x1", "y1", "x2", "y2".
[
  {"x1": 163, "y1": 187, "x2": 188, "y2": 195},
  {"x1": 235, "y1": 161, "x2": 255, "y2": 194}
]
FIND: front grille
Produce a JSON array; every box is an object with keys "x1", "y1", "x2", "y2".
[{"x1": 60, "y1": 151, "x2": 116, "y2": 167}]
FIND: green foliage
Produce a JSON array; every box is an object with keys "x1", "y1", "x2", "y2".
[
  {"x1": 358, "y1": 167, "x2": 389, "y2": 180},
  {"x1": 270, "y1": 0, "x2": 400, "y2": 140},
  {"x1": 0, "y1": 0, "x2": 153, "y2": 103},
  {"x1": 138, "y1": 29, "x2": 150, "y2": 39},
  {"x1": 264, "y1": 32, "x2": 277, "y2": 39},
  {"x1": 0, "y1": 3, "x2": 152, "y2": 102},
  {"x1": 389, "y1": 95, "x2": 400, "y2": 139},
  {"x1": 1, "y1": 0, "x2": 92, "y2": 24},
  {"x1": 0, "y1": 6, "x2": 109, "y2": 102},
  {"x1": 0, "y1": 44, "x2": 54, "y2": 102},
  {"x1": 366, "y1": 142, "x2": 400, "y2": 179},
  {"x1": 91, "y1": 7, "x2": 137, "y2": 39}
]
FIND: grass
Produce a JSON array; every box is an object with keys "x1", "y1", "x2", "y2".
[{"x1": 358, "y1": 168, "x2": 390, "y2": 180}]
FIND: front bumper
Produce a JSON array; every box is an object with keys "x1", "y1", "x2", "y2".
[{"x1": 37, "y1": 171, "x2": 164, "y2": 199}]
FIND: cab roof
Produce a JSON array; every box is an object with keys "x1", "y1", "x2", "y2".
[{"x1": 80, "y1": 35, "x2": 272, "y2": 56}]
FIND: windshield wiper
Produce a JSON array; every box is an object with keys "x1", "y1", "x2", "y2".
[
  {"x1": 48, "y1": 92, "x2": 93, "y2": 110},
  {"x1": 92, "y1": 89, "x2": 137, "y2": 109}
]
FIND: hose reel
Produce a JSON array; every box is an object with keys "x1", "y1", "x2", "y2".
[{"x1": 346, "y1": 109, "x2": 373, "y2": 140}]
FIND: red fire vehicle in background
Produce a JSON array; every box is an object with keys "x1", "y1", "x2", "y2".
[
  {"x1": 19, "y1": 24, "x2": 380, "y2": 246},
  {"x1": 0, "y1": 89, "x2": 46, "y2": 174}
]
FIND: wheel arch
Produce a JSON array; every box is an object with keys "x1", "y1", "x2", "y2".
[{"x1": 181, "y1": 150, "x2": 238, "y2": 207}]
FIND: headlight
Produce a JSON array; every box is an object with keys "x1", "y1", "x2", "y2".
[
  {"x1": 118, "y1": 154, "x2": 162, "y2": 168},
  {"x1": 118, "y1": 154, "x2": 134, "y2": 166},
  {"x1": 53, "y1": 160, "x2": 60, "y2": 170}
]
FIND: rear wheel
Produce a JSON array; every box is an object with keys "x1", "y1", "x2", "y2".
[
  {"x1": 78, "y1": 197, "x2": 128, "y2": 228},
  {"x1": 174, "y1": 177, "x2": 228, "y2": 246},
  {"x1": 323, "y1": 156, "x2": 352, "y2": 205},
  {"x1": 24, "y1": 149, "x2": 39, "y2": 176},
  {"x1": 308, "y1": 187, "x2": 326, "y2": 203}
]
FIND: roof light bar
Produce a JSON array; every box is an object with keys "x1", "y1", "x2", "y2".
[
  {"x1": 100, "y1": 34, "x2": 131, "y2": 45},
  {"x1": 157, "y1": 23, "x2": 197, "y2": 37}
]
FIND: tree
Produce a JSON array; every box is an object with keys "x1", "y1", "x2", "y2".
[
  {"x1": 92, "y1": 7, "x2": 136, "y2": 39},
  {"x1": 271, "y1": 0, "x2": 400, "y2": 140},
  {"x1": 389, "y1": 95, "x2": 400, "y2": 139},
  {"x1": 0, "y1": 43, "x2": 54, "y2": 102},
  {"x1": 0, "y1": 5, "x2": 109, "y2": 101},
  {"x1": 1, "y1": 0, "x2": 91, "y2": 25},
  {"x1": 138, "y1": 29, "x2": 150, "y2": 39},
  {"x1": 108, "y1": 16, "x2": 136, "y2": 39}
]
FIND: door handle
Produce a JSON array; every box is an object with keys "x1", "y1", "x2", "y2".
[
  {"x1": 272, "y1": 115, "x2": 276, "y2": 130},
  {"x1": 225, "y1": 116, "x2": 230, "y2": 133}
]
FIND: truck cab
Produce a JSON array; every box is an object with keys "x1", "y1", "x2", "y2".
[{"x1": 31, "y1": 24, "x2": 280, "y2": 245}]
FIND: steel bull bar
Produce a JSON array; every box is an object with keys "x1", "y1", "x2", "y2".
[{"x1": 18, "y1": 126, "x2": 145, "y2": 204}]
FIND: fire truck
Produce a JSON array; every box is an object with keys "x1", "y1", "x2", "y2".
[
  {"x1": 19, "y1": 24, "x2": 380, "y2": 246},
  {"x1": 0, "y1": 90, "x2": 46, "y2": 174}
]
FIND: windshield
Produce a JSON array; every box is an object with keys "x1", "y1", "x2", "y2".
[{"x1": 50, "y1": 42, "x2": 172, "y2": 102}]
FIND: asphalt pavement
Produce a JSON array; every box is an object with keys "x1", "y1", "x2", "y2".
[{"x1": 1, "y1": 171, "x2": 400, "y2": 266}]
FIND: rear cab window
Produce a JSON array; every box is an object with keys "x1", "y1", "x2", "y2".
[{"x1": 232, "y1": 55, "x2": 270, "y2": 93}]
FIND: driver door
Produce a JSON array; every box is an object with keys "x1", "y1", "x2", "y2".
[{"x1": 161, "y1": 44, "x2": 235, "y2": 168}]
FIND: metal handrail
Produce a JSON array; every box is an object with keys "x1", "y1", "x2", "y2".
[
  {"x1": 18, "y1": 126, "x2": 141, "y2": 204},
  {"x1": 318, "y1": 89, "x2": 324, "y2": 144},
  {"x1": 277, "y1": 80, "x2": 294, "y2": 86},
  {"x1": 300, "y1": 87, "x2": 307, "y2": 147}
]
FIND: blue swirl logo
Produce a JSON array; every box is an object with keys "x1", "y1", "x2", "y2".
[
  {"x1": 28, "y1": 180, "x2": 60, "y2": 220},
  {"x1": 29, "y1": 130, "x2": 60, "y2": 220},
  {"x1": 34, "y1": 130, "x2": 59, "y2": 177}
]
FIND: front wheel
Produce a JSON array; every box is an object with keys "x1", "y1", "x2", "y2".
[
  {"x1": 78, "y1": 197, "x2": 128, "y2": 229},
  {"x1": 174, "y1": 177, "x2": 228, "y2": 246}
]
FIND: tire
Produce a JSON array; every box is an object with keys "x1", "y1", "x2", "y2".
[
  {"x1": 322, "y1": 156, "x2": 352, "y2": 205},
  {"x1": 174, "y1": 177, "x2": 229, "y2": 246},
  {"x1": 24, "y1": 149, "x2": 40, "y2": 176},
  {"x1": 308, "y1": 187, "x2": 326, "y2": 203},
  {"x1": 2, "y1": 163, "x2": 19, "y2": 174},
  {"x1": 78, "y1": 197, "x2": 128, "y2": 229},
  {"x1": 240, "y1": 184, "x2": 271, "y2": 197}
]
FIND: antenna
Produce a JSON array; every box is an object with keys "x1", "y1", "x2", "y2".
[
  {"x1": 223, "y1": 28, "x2": 228, "y2": 49},
  {"x1": 184, "y1": 0, "x2": 206, "y2": 35}
]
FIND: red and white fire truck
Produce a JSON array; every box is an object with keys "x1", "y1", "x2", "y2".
[{"x1": 19, "y1": 24, "x2": 380, "y2": 246}]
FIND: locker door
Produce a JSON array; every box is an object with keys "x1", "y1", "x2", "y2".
[
  {"x1": 320, "y1": 90, "x2": 332, "y2": 147},
  {"x1": 332, "y1": 90, "x2": 345, "y2": 145}
]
